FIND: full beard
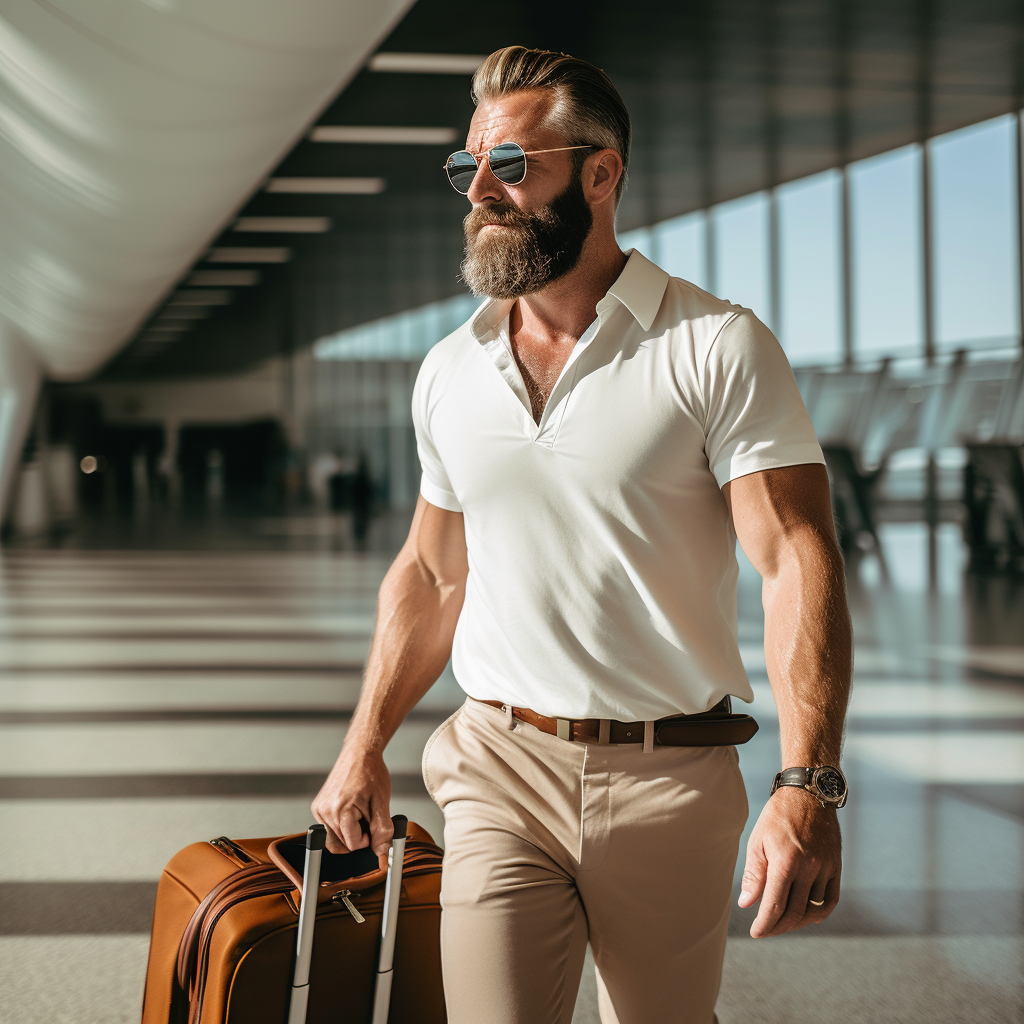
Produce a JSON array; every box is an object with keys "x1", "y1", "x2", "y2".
[{"x1": 460, "y1": 171, "x2": 594, "y2": 300}]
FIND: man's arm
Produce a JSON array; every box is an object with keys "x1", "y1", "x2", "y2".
[
  {"x1": 722, "y1": 462, "x2": 852, "y2": 938},
  {"x1": 311, "y1": 495, "x2": 468, "y2": 855}
]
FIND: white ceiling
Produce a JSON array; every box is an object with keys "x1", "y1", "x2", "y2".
[{"x1": 0, "y1": 0, "x2": 415, "y2": 380}]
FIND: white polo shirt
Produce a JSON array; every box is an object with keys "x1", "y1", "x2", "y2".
[{"x1": 412, "y1": 250, "x2": 824, "y2": 720}]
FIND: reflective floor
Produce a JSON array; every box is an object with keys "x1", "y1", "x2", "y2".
[{"x1": 0, "y1": 516, "x2": 1022, "y2": 1023}]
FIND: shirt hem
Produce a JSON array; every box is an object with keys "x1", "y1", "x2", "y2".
[
  {"x1": 712, "y1": 444, "x2": 825, "y2": 487},
  {"x1": 419, "y1": 476, "x2": 463, "y2": 513}
]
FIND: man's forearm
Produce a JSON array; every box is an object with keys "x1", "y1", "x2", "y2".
[
  {"x1": 761, "y1": 532, "x2": 852, "y2": 767},
  {"x1": 344, "y1": 551, "x2": 465, "y2": 756}
]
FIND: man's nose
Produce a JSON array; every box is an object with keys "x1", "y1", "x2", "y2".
[{"x1": 465, "y1": 155, "x2": 505, "y2": 204}]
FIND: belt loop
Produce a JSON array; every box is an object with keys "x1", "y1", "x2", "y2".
[
  {"x1": 502, "y1": 704, "x2": 516, "y2": 730},
  {"x1": 598, "y1": 719, "x2": 611, "y2": 745},
  {"x1": 642, "y1": 720, "x2": 655, "y2": 753}
]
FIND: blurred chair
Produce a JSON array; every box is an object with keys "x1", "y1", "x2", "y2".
[
  {"x1": 802, "y1": 359, "x2": 892, "y2": 553},
  {"x1": 962, "y1": 355, "x2": 1024, "y2": 571}
]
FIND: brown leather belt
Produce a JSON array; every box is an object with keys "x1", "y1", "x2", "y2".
[{"x1": 474, "y1": 695, "x2": 758, "y2": 747}]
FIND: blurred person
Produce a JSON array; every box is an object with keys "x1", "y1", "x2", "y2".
[
  {"x1": 350, "y1": 452, "x2": 372, "y2": 549},
  {"x1": 313, "y1": 46, "x2": 851, "y2": 1024}
]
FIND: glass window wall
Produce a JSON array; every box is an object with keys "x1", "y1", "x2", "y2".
[
  {"x1": 930, "y1": 114, "x2": 1019, "y2": 353},
  {"x1": 713, "y1": 192, "x2": 771, "y2": 325},
  {"x1": 777, "y1": 169, "x2": 843, "y2": 366},
  {"x1": 655, "y1": 212, "x2": 707, "y2": 290},
  {"x1": 313, "y1": 115, "x2": 1024, "y2": 372},
  {"x1": 849, "y1": 144, "x2": 924, "y2": 360}
]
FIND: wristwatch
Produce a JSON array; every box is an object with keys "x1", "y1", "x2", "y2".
[{"x1": 769, "y1": 765, "x2": 848, "y2": 808}]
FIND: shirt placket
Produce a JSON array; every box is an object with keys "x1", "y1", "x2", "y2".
[{"x1": 532, "y1": 310, "x2": 606, "y2": 448}]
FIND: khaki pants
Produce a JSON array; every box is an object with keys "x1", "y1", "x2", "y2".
[{"x1": 422, "y1": 697, "x2": 749, "y2": 1024}]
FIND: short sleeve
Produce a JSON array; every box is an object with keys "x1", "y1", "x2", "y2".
[
  {"x1": 703, "y1": 311, "x2": 824, "y2": 487},
  {"x1": 411, "y1": 358, "x2": 463, "y2": 513}
]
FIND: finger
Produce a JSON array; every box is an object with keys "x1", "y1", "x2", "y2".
[
  {"x1": 369, "y1": 803, "x2": 395, "y2": 857},
  {"x1": 335, "y1": 805, "x2": 371, "y2": 852},
  {"x1": 750, "y1": 865, "x2": 793, "y2": 938},
  {"x1": 311, "y1": 803, "x2": 348, "y2": 855},
  {"x1": 812, "y1": 873, "x2": 842, "y2": 924},
  {"x1": 322, "y1": 822, "x2": 349, "y2": 855},
  {"x1": 768, "y1": 873, "x2": 817, "y2": 936},
  {"x1": 737, "y1": 841, "x2": 768, "y2": 909}
]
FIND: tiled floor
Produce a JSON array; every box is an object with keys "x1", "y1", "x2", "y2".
[{"x1": 1, "y1": 517, "x2": 1022, "y2": 1022}]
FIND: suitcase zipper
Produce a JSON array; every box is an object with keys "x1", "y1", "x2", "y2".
[
  {"x1": 207, "y1": 836, "x2": 254, "y2": 864},
  {"x1": 188, "y1": 872, "x2": 295, "y2": 1024},
  {"x1": 331, "y1": 889, "x2": 366, "y2": 923}
]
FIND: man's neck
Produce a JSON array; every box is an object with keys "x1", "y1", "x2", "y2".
[{"x1": 510, "y1": 234, "x2": 628, "y2": 344}]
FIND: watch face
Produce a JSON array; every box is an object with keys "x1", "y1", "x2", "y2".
[{"x1": 814, "y1": 768, "x2": 846, "y2": 801}]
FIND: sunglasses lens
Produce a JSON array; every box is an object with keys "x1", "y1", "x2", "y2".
[
  {"x1": 488, "y1": 143, "x2": 527, "y2": 185},
  {"x1": 446, "y1": 151, "x2": 479, "y2": 193}
]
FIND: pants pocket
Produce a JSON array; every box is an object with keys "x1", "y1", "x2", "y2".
[
  {"x1": 421, "y1": 706, "x2": 463, "y2": 804},
  {"x1": 727, "y1": 744, "x2": 750, "y2": 823}
]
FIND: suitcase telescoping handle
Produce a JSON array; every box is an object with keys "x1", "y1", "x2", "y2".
[
  {"x1": 286, "y1": 816, "x2": 410, "y2": 1024},
  {"x1": 370, "y1": 815, "x2": 408, "y2": 1024},
  {"x1": 286, "y1": 823, "x2": 325, "y2": 1024}
]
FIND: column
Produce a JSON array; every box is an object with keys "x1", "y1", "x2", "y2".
[
  {"x1": 841, "y1": 165, "x2": 854, "y2": 367},
  {"x1": 0, "y1": 317, "x2": 43, "y2": 534}
]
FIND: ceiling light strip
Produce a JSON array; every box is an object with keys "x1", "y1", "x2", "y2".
[
  {"x1": 187, "y1": 270, "x2": 261, "y2": 286},
  {"x1": 309, "y1": 126, "x2": 458, "y2": 145},
  {"x1": 368, "y1": 52, "x2": 484, "y2": 74},
  {"x1": 168, "y1": 290, "x2": 232, "y2": 306},
  {"x1": 207, "y1": 248, "x2": 291, "y2": 263},
  {"x1": 266, "y1": 178, "x2": 385, "y2": 194},
  {"x1": 234, "y1": 217, "x2": 331, "y2": 233}
]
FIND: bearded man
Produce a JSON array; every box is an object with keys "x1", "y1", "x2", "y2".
[{"x1": 313, "y1": 45, "x2": 852, "y2": 1024}]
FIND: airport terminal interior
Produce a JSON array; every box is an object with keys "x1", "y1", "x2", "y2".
[{"x1": 1, "y1": 0, "x2": 1024, "y2": 1021}]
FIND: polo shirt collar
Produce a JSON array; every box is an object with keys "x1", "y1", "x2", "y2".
[
  {"x1": 603, "y1": 249, "x2": 671, "y2": 331},
  {"x1": 468, "y1": 247, "x2": 670, "y2": 342}
]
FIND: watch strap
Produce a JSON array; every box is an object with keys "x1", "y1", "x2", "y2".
[{"x1": 770, "y1": 765, "x2": 847, "y2": 807}]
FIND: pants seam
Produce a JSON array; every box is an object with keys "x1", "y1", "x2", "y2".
[{"x1": 578, "y1": 743, "x2": 588, "y2": 867}]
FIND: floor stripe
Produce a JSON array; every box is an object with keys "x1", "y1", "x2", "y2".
[
  {"x1": 3, "y1": 709, "x2": 1019, "y2": 731},
  {"x1": 728, "y1": 888, "x2": 1024, "y2": 938},
  {"x1": 0, "y1": 772, "x2": 429, "y2": 799},
  {"x1": 0, "y1": 882, "x2": 158, "y2": 935},
  {"x1": 846, "y1": 718, "x2": 1024, "y2": 732},
  {"x1": 0, "y1": 662, "x2": 367, "y2": 673},
  {"x1": 0, "y1": 707, "x2": 449, "y2": 725},
  {"x1": 1, "y1": 883, "x2": 1017, "y2": 937},
  {"x1": 0, "y1": 632, "x2": 372, "y2": 642},
  {"x1": 940, "y1": 784, "x2": 1024, "y2": 821},
  {"x1": 848, "y1": 733, "x2": 1024, "y2": 783}
]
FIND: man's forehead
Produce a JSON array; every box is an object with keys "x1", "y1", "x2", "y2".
[{"x1": 466, "y1": 91, "x2": 560, "y2": 148}]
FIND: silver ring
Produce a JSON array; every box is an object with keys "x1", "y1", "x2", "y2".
[{"x1": 808, "y1": 898, "x2": 825, "y2": 907}]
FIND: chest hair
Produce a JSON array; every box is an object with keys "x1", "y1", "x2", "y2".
[{"x1": 510, "y1": 332, "x2": 576, "y2": 424}]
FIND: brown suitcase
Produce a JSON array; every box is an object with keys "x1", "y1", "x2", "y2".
[{"x1": 141, "y1": 817, "x2": 446, "y2": 1024}]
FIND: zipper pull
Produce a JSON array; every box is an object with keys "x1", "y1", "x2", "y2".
[
  {"x1": 331, "y1": 889, "x2": 365, "y2": 924},
  {"x1": 208, "y1": 837, "x2": 253, "y2": 864}
]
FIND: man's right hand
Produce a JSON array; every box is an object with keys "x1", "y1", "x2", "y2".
[{"x1": 311, "y1": 745, "x2": 394, "y2": 856}]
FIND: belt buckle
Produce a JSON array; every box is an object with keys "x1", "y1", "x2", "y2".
[{"x1": 556, "y1": 718, "x2": 571, "y2": 741}]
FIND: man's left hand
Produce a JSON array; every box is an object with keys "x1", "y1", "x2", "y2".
[{"x1": 737, "y1": 786, "x2": 842, "y2": 937}]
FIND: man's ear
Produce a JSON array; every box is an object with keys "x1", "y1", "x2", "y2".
[{"x1": 584, "y1": 149, "x2": 623, "y2": 206}]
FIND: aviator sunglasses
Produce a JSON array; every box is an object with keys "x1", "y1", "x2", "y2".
[{"x1": 444, "y1": 142, "x2": 597, "y2": 194}]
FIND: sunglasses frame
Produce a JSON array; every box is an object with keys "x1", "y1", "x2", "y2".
[{"x1": 443, "y1": 143, "x2": 597, "y2": 193}]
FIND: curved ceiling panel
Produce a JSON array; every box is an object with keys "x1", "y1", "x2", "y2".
[{"x1": 0, "y1": 0, "x2": 414, "y2": 379}]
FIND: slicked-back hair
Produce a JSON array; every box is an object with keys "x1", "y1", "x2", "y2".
[{"x1": 470, "y1": 46, "x2": 631, "y2": 203}]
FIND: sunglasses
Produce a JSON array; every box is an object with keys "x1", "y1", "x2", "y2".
[{"x1": 443, "y1": 142, "x2": 597, "y2": 194}]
